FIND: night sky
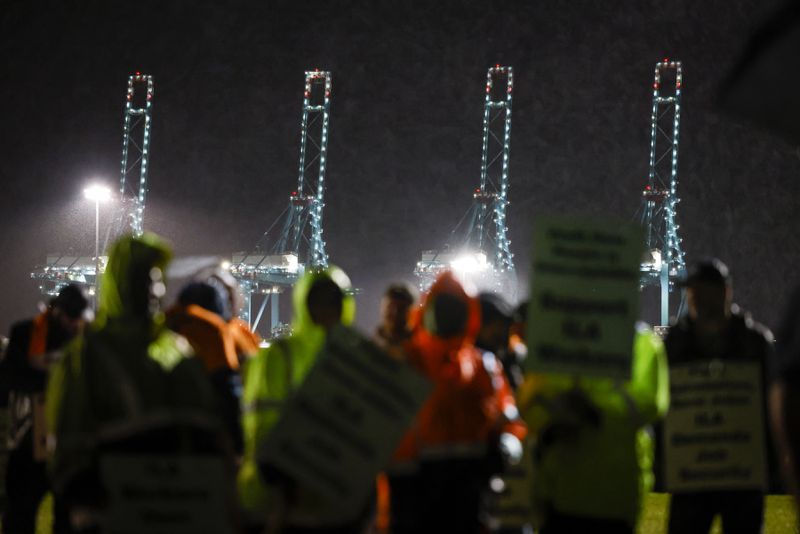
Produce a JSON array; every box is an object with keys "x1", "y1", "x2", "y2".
[{"x1": 2, "y1": 0, "x2": 798, "y2": 335}]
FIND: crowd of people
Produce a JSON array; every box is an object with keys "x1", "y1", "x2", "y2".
[{"x1": 0, "y1": 232, "x2": 798, "y2": 534}]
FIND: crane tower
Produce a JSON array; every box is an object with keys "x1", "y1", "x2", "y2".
[
  {"x1": 231, "y1": 70, "x2": 332, "y2": 336},
  {"x1": 113, "y1": 72, "x2": 155, "y2": 239},
  {"x1": 414, "y1": 65, "x2": 516, "y2": 297},
  {"x1": 31, "y1": 73, "x2": 156, "y2": 297},
  {"x1": 638, "y1": 59, "x2": 686, "y2": 326}
]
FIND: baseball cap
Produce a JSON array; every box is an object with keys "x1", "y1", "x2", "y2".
[{"x1": 681, "y1": 258, "x2": 731, "y2": 288}]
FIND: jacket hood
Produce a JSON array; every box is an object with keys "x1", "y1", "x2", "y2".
[
  {"x1": 408, "y1": 271, "x2": 481, "y2": 364},
  {"x1": 291, "y1": 265, "x2": 356, "y2": 333},
  {"x1": 97, "y1": 233, "x2": 172, "y2": 325}
]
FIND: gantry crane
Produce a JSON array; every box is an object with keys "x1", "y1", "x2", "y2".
[
  {"x1": 637, "y1": 59, "x2": 687, "y2": 326},
  {"x1": 415, "y1": 65, "x2": 517, "y2": 298},
  {"x1": 231, "y1": 70, "x2": 332, "y2": 336},
  {"x1": 31, "y1": 73, "x2": 155, "y2": 297}
]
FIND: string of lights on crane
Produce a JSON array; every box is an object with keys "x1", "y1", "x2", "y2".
[{"x1": 120, "y1": 72, "x2": 154, "y2": 236}]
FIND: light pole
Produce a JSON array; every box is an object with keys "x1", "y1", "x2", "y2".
[{"x1": 83, "y1": 184, "x2": 112, "y2": 308}]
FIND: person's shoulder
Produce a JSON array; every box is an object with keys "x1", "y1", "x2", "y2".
[
  {"x1": 664, "y1": 315, "x2": 691, "y2": 339},
  {"x1": 732, "y1": 306, "x2": 774, "y2": 345},
  {"x1": 634, "y1": 321, "x2": 666, "y2": 351},
  {"x1": 8, "y1": 318, "x2": 34, "y2": 340},
  {"x1": 244, "y1": 336, "x2": 291, "y2": 370},
  {"x1": 150, "y1": 329, "x2": 196, "y2": 371}
]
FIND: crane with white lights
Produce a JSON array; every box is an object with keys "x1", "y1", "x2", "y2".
[
  {"x1": 31, "y1": 73, "x2": 155, "y2": 297},
  {"x1": 637, "y1": 59, "x2": 686, "y2": 326},
  {"x1": 110, "y1": 72, "x2": 155, "y2": 240},
  {"x1": 231, "y1": 70, "x2": 332, "y2": 336},
  {"x1": 414, "y1": 65, "x2": 516, "y2": 298}
]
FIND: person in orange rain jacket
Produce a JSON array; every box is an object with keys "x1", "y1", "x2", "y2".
[
  {"x1": 387, "y1": 272, "x2": 526, "y2": 534},
  {"x1": 205, "y1": 268, "x2": 261, "y2": 363},
  {"x1": 166, "y1": 281, "x2": 244, "y2": 454}
]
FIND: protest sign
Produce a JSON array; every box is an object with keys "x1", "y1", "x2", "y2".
[
  {"x1": 100, "y1": 455, "x2": 233, "y2": 534},
  {"x1": 525, "y1": 216, "x2": 643, "y2": 379},
  {"x1": 664, "y1": 360, "x2": 766, "y2": 492},
  {"x1": 258, "y1": 325, "x2": 431, "y2": 517}
]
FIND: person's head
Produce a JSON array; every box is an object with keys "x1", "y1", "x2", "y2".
[
  {"x1": 201, "y1": 266, "x2": 241, "y2": 321},
  {"x1": 380, "y1": 283, "x2": 416, "y2": 335},
  {"x1": 423, "y1": 292, "x2": 468, "y2": 338},
  {"x1": 292, "y1": 266, "x2": 355, "y2": 333},
  {"x1": 99, "y1": 234, "x2": 172, "y2": 322},
  {"x1": 178, "y1": 281, "x2": 229, "y2": 318},
  {"x1": 684, "y1": 259, "x2": 733, "y2": 330},
  {"x1": 50, "y1": 284, "x2": 89, "y2": 336},
  {"x1": 307, "y1": 277, "x2": 345, "y2": 330},
  {"x1": 416, "y1": 272, "x2": 480, "y2": 342},
  {"x1": 476, "y1": 292, "x2": 514, "y2": 352}
]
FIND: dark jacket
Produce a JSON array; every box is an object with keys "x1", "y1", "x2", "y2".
[
  {"x1": 665, "y1": 306, "x2": 773, "y2": 367},
  {"x1": 663, "y1": 306, "x2": 777, "y2": 492},
  {"x1": 3, "y1": 313, "x2": 71, "y2": 396}
]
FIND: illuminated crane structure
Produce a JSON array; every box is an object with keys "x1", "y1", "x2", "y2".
[
  {"x1": 415, "y1": 65, "x2": 516, "y2": 298},
  {"x1": 31, "y1": 73, "x2": 155, "y2": 297},
  {"x1": 231, "y1": 70, "x2": 332, "y2": 336},
  {"x1": 637, "y1": 59, "x2": 686, "y2": 326},
  {"x1": 111, "y1": 72, "x2": 155, "y2": 239}
]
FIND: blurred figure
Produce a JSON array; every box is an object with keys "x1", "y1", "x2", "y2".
[
  {"x1": 3, "y1": 284, "x2": 88, "y2": 534},
  {"x1": 476, "y1": 292, "x2": 522, "y2": 390},
  {"x1": 666, "y1": 259, "x2": 774, "y2": 534},
  {"x1": 508, "y1": 301, "x2": 529, "y2": 375},
  {"x1": 771, "y1": 285, "x2": 800, "y2": 509},
  {"x1": 475, "y1": 293, "x2": 530, "y2": 533},
  {"x1": 202, "y1": 268, "x2": 261, "y2": 362},
  {"x1": 373, "y1": 283, "x2": 416, "y2": 533},
  {"x1": 388, "y1": 272, "x2": 526, "y2": 534},
  {"x1": 518, "y1": 324, "x2": 668, "y2": 533},
  {"x1": 239, "y1": 267, "x2": 364, "y2": 533},
  {"x1": 374, "y1": 283, "x2": 416, "y2": 359},
  {"x1": 166, "y1": 281, "x2": 244, "y2": 454},
  {"x1": 47, "y1": 235, "x2": 228, "y2": 532}
]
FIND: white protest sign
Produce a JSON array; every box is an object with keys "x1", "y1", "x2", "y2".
[
  {"x1": 664, "y1": 360, "x2": 767, "y2": 492},
  {"x1": 525, "y1": 216, "x2": 643, "y2": 379},
  {"x1": 100, "y1": 455, "x2": 233, "y2": 534},
  {"x1": 258, "y1": 325, "x2": 432, "y2": 517}
]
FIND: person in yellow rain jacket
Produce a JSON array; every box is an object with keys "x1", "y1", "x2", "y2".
[
  {"x1": 46, "y1": 234, "x2": 228, "y2": 531},
  {"x1": 517, "y1": 323, "x2": 669, "y2": 534},
  {"x1": 238, "y1": 266, "x2": 359, "y2": 532}
]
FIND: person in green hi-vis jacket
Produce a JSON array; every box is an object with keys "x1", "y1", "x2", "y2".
[
  {"x1": 46, "y1": 233, "x2": 229, "y2": 532},
  {"x1": 238, "y1": 266, "x2": 362, "y2": 533},
  {"x1": 517, "y1": 323, "x2": 670, "y2": 534}
]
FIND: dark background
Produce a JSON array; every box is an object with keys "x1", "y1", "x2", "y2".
[{"x1": 1, "y1": 0, "x2": 798, "y2": 335}]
